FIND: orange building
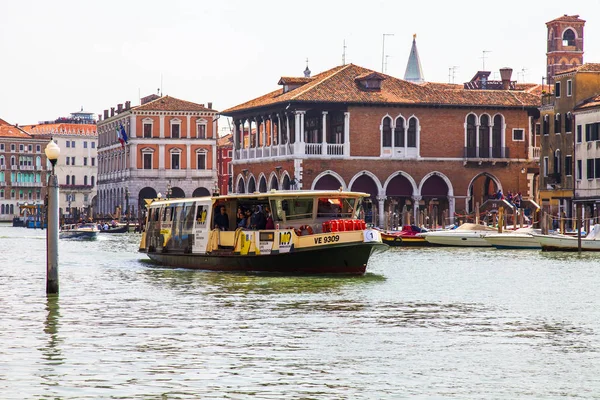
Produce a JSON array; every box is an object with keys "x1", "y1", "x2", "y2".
[{"x1": 96, "y1": 95, "x2": 218, "y2": 219}]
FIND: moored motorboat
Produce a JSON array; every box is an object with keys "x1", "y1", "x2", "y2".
[
  {"x1": 98, "y1": 224, "x2": 129, "y2": 234},
  {"x1": 532, "y1": 224, "x2": 600, "y2": 251},
  {"x1": 483, "y1": 227, "x2": 541, "y2": 249},
  {"x1": 379, "y1": 225, "x2": 432, "y2": 246},
  {"x1": 59, "y1": 223, "x2": 99, "y2": 240},
  {"x1": 418, "y1": 222, "x2": 497, "y2": 247},
  {"x1": 139, "y1": 190, "x2": 387, "y2": 275}
]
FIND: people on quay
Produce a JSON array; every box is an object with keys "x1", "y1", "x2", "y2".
[{"x1": 214, "y1": 205, "x2": 229, "y2": 230}]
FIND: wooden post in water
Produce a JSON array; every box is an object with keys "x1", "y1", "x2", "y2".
[
  {"x1": 560, "y1": 211, "x2": 565, "y2": 234},
  {"x1": 577, "y1": 203, "x2": 582, "y2": 253},
  {"x1": 541, "y1": 210, "x2": 547, "y2": 235},
  {"x1": 519, "y1": 208, "x2": 524, "y2": 228},
  {"x1": 498, "y1": 207, "x2": 504, "y2": 233},
  {"x1": 475, "y1": 202, "x2": 480, "y2": 225}
]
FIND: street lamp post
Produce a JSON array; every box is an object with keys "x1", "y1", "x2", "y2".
[
  {"x1": 125, "y1": 187, "x2": 130, "y2": 223},
  {"x1": 45, "y1": 139, "x2": 60, "y2": 294}
]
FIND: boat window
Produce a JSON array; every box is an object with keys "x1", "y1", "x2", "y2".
[
  {"x1": 182, "y1": 202, "x2": 195, "y2": 230},
  {"x1": 162, "y1": 206, "x2": 173, "y2": 222},
  {"x1": 195, "y1": 204, "x2": 208, "y2": 227},
  {"x1": 272, "y1": 198, "x2": 314, "y2": 221},
  {"x1": 317, "y1": 197, "x2": 357, "y2": 219}
]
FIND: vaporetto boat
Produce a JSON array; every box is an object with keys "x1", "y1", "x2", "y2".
[{"x1": 139, "y1": 190, "x2": 387, "y2": 275}]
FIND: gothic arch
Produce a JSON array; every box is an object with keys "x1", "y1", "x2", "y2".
[
  {"x1": 247, "y1": 174, "x2": 256, "y2": 193},
  {"x1": 383, "y1": 171, "x2": 419, "y2": 196},
  {"x1": 464, "y1": 112, "x2": 478, "y2": 124},
  {"x1": 348, "y1": 171, "x2": 383, "y2": 194},
  {"x1": 258, "y1": 173, "x2": 267, "y2": 193},
  {"x1": 418, "y1": 171, "x2": 454, "y2": 197},
  {"x1": 466, "y1": 172, "x2": 502, "y2": 212},
  {"x1": 311, "y1": 170, "x2": 347, "y2": 190},
  {"x1": 235, "y1": 175, "x2": 246, "y2": 194},
  {"x1": 281, "y1": 172, "x2": 291, "y2": 190},
  {"x1": 268, "y1": 172, "x2": 279, "y2": 190}
]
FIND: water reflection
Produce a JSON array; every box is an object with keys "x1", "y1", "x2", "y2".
[
  {"x1": 39, "y1": 294, "x2": 64, "y2": 396},
  {"x1": 138, "y1": 263, "x2": 386, "y2": 295}
]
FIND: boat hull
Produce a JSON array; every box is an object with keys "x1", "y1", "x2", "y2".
[
  {"x1": 381, "y1": 235, "x2": 430, "y2": 247},
  {"x1": 534, "y1": 234, "x2": 600, "y2": 251},
  {"x1": 421, "y1": 232, "x2": 492, "y2": 247},
  {"x1": 484, "y1": 234, "x2": 541, "y2": 249},
  {"x1": 145, "y1": 242, "x2": 388, "y2": 275},
  {"x1": 59, "y1": 231, "x2": 98, "y2": 240}
]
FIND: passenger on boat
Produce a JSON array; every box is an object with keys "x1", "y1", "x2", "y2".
[
  {"x1": 251, "y1": 205, "x2": 266, "y2": 230},
  {"x1": 214, "y1": 206, "x2": 229, "y2": 231},
  {"x1": 265, "y1": 206, "x2": 274, "y2": 229}
]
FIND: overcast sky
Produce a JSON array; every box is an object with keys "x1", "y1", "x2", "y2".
[{"x1": 2, "y1": 0, "x2": 600, "y2": 130}]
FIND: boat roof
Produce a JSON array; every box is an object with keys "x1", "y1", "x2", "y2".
[
  {"x1": 148, "y1": 190, "x2": 370, "y2": 206},
  {"x1": 455, "y1": 223, "x2": 498, "y2": 232}
]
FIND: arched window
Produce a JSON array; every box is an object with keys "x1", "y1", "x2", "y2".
[
  {"x1": 84, "y1": 176, "x2": 88, "y2": 186},
  {"x1": 554, "y1": 149, "x2": 561, "y2": 174},
  {"x1": 394, "y1": 117, "x2": 405, "y2": 147},
  {"x1": 555, "y1": 114, "x2": 562, "y2": 134},
  {"x1": 492, "y1": 115, "x2": 503, "y2": 157},
  {"x1": 91, "y1": 176, "x2": 95, "y2": 187},
  {"x1": 407, "y1": 117, "x2": 418, "y2": 147},
  {"x1": 1, "y1": 204, "x2": 4, "y2": 214},
  {"x1": 72, "y1": 175, "x2": 76, "y2": 185},
  {"x1": 66, "y1": 175, "x2": 70, "y2": 185},
  {"x1": 479, "y1": 115, "x2": 490, "y2": 157},
  {"x1": 543, "y1": 115, "x2": 549, "y2": 135},
  {"x1": 382, "y1": 117, "x2": 392, "y2": 147},
  {"x1": 565, "y1": 112, "x2": 573, "y2": 133},
  {"x1": 563, "y1": 29, "x2": 576, "y2": 46},
  {"x1": 466, "y1": 114, "x2": 477, "y2": 157}
]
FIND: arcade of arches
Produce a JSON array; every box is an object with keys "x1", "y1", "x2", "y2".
[{"x1": 234, "y1": 170, "x2": 508, "y2": 228}]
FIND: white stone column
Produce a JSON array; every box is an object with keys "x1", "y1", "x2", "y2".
[
  {"x1": 344, "y1": 111, "x2": 350, "y2": 156},
  {"x1": 285, "y1": 114, "x2": 290, "y2": 144},
  {"x1": 321, "y1": 111, "x2": 328, "y2": 154},
  {"x1": 186, "y1": 144, "x2": 191, "y2": 170},
  {"x1": 412, "y1": 195, "x2": 422, "y2": 225},
  {"x1": 377, "y1": 195, "x2": 387, "y2": 228},
  {"x1": 130, "y1": 143, "x2": 137, "y2": 169},
  {"x1": 475, "y1": 122, "x2": 480, "y2": 157},
  {"x1": 449, "y1": 196, "x2": 456, "y2": 224},
  {"x1": 159, "y1": 115, "x2": 165, "y2": 138},
  {"x1": 277, "y1": 114, "x2": 282, "y2": 145},
  {"x1": 130, "y1": 115, "x2": 137, "y2": 139},
  {"x1": 300, "y1": 112, "x2": 305, "y2": 144},
  {"x1": 294, "y1": 112, "x2": 301, "y2": 153},
  {"x1": 159, "y1": 144, "x2": 165, "y2": 169},
  {"x1": 186, "y1": 115, "x2": 191, "y2": 138},
  {"x1": 269, "y1": 116, "x2": 274, "y2": 147}
]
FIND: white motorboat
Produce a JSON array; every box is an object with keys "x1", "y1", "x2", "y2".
[
  {"x1": 483, "y1": 227, "x2": 541, "y2": 249},
  {"x1": 59, "y1": 223, "x2": 99, "y2": 240},
  {"x1": 532, "y1": 224, "x2": 600, "y2": 251},
  {"x1": 419, "y1": 223, "x2": 497, "y2": 247}
]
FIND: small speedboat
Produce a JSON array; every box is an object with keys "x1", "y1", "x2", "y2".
[
  {"x1": 483, "y1": 227, "x2": 541, "y2": 249},
  {"x1": 532, "y1": 224, "x2": 600, "y2": 251},
  {"x1": 419, "y1": 222, "x2": 497, "y2": 247},
  {"x1": 59, "y1": 223, "x2": 99, "y2": 240},
  {"x1": 379, "y1": 225, "x2": 433, "y2": 246}
]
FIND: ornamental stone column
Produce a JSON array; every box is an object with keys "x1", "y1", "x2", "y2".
[
  {"x1": 321, "y1": 111, "x2": 328, "y2": 155},
  {"x1": 377, "y1": 194, "x2": 387, "y2": 228},
  {"x1": 412, "y1": 195, "x2": 422, "y2": 225}
]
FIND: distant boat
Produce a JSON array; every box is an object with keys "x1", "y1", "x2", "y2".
[
  {"x1": 378, "y1": 225, "x2": 433, "y2": 246},
  {"x1": 59, "y1": 223, "x2": 99, "y2": 240},
  {"x1": 483, "y1": 227, "x2": 541, "y2": 249},
  {"x1": 532, "y1": 224, "x2": 600, "y2": 251},
  {"x1": 419, "y1": 222, "x2": 497, "y2": 247},
  {"x1": 98, "y1": 224, "x2": 129, "y2": 234}
]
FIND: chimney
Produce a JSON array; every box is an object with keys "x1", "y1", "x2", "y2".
[
  {"x1": 499, "y1": 67, "x2": 513, "y2": 90},
  {"x1": 117, "y1": 103, "x2": 123, "y2": 113},
  {"x1": 110, "y1": 107, "x2": 115, "y2": 117},
  {"x1": 104, "y1": 109, "x2": 109, "y2": 119},
  {"x1": 208, "y1": 102, "x2": 213, "y2": 109},
  {"x1": 125, "y1": 101, "x2": 131, "y2": 110}
]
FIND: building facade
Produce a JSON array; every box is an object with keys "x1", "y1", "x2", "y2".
[
  {"x1": 96, "y1": 95, "x2": 218, "y2": 220},
  {"x1": 0, "y1": 118, "x2": 49, "y2": 221},
  {"x1": 222, "y1": 63, "x2": 541, "y2": 227},
  {"x1": 23, "y1": 110, "x2": 98, "y2": 221},
  {"x1": 217, "y1": 133, "x2": 233, "y2": 195}
]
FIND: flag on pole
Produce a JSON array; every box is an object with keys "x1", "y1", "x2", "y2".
[{"x1": 116, "y1": 123, "x2": 128, "y2": 148}]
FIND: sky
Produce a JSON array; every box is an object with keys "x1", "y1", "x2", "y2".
[{"x1": 2, "y1": 0, "x2": 600, "y2": 131}]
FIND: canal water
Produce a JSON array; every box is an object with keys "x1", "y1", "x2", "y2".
[{"x1": 1, "y1": 224, "x2": 599, "y2": 399}]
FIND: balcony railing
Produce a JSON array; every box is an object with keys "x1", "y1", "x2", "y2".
[
  {"x1": 464, "y1": 147, "x2": 510, "y2": 159},
  {"x1": 235, "y1": 142, "x2": 346, "y2": 161}
]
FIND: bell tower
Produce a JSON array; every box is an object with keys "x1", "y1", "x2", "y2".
[{"x1": 546, "y1": 14, "x2": 585, "y2": 84}]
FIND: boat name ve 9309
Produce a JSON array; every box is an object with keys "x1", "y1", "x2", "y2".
[{"x1": 139, "y1": 190, "x2": 387, "y2": 275}]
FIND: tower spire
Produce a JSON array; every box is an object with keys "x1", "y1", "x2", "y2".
[{"x1": 404, "y1": 34, "x2": 424, "y2": 83}]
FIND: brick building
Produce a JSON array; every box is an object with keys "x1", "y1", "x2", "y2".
[
  {"x1": 0, "y1": 118, "x2": 48, "y2": 221},
  {"x1": 216, "y1": 133, "x2": 233, "y2": 195},
  {"x1": 96, "y1": 95, "x2": 218, "y2": 219},
  {"x1": 222, "y1": 63, "x2": 541, "y2": 227}
]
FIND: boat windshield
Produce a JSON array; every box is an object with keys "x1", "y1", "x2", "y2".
[{"x1": 316, "y1": 197, "x2": 357, "y2": 219}]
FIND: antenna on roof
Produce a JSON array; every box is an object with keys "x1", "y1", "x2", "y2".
[
  {"x1": 481, "y1": 50, "x2": 492, "y2": 70},
  {"x1": 518, "y1": 67, "x2": 528, "y2": 82},
  {"x1": 385, "y1": 55, "x2": 392, "y2": 74},
  {"x1": 342, "y1": 39, "x2": 347, "y2": 65},
  {"x1": 448, "y1": 66, "x2": 459, "y2": 84}
]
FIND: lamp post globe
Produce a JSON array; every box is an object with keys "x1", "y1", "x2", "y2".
[{"x1": 44, "y1": 140, "x2": 60, "y2": 170}]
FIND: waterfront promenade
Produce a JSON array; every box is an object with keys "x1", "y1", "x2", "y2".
[{"x1": 1, "y1": 223, "x2": 600, "y2": 398}]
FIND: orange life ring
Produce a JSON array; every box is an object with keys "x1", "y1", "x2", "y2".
[{"x1": 296, "y1": 225, "x2": 314, "y2": 236}]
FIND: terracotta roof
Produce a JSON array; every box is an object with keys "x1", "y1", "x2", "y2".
[
  {"x1": 546, "y1": 14, "x2": 585, "y2": 24},
  {"x1": 0, "y1": 119, "x2": 34, "y2": 139},
  {"x1": 556, "y1": 63, "x2": 600, "y2": 76},
  {"x1": 222, "y1": 64, "x2": 541, "y2": 115},
  {"x1": 133, "y1": 95, "x2": 216, "y2": 112},
  {"x1": 22, "y1": 123, "x2": 97, "y2": 136},
  {"x1": 278, "y1": 77, "x2": 313, "y2": 85},
  {"x1": 421, "y1": 82, "x2": 463, "y2": 90},
  {"x1": 574, "y1": 94, "x2": 600, "y2": 111},
  {"x1": 217, "y1": 133, "x2": 233, "y2": 146}
]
